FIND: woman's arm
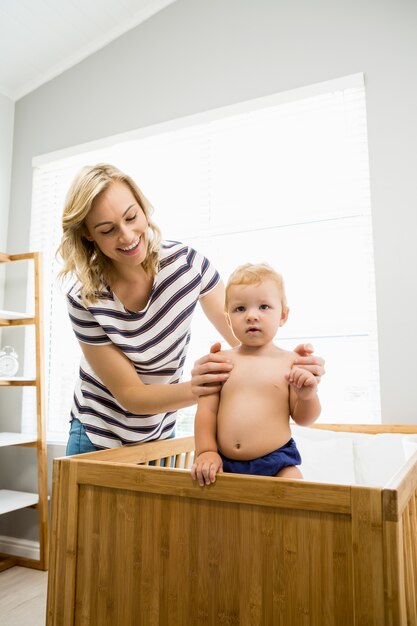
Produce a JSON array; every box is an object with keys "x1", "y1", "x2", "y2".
[
  {"x1": 199, "y1": 281, "x2": 239, "y2": 348},
  {"x1": 190, "y1": 282, "x2": 238, "y2": 396},
  {"x1": 80, "y1": 341, "x2": 196, "y2": 414}
]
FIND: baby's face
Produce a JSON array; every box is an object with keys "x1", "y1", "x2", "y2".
[{"x1": 226, "y1": 280, "x2": 288, "y2": 347}]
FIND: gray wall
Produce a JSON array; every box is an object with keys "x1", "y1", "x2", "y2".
[
  {"x1": 1, "y1": 0, "x2": 417, "y2": 540},
  {"x1": 0, "y1": 92, "x2": 14, "y2": 308}
]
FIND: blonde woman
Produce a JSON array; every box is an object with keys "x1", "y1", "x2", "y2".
[{"x1": 59, "y1": 163, "x2": 325, "y2": 454}]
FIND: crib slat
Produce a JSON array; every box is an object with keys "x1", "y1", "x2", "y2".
[
  {"x1": 62, "y1": 462, "x2": 80, "y2": 624},
  {"x1": 403, "y1": 504, "x2": 417, "y2": 623},
  {"x1": 405, "y1": 497, "x2": 417, "y2": 622},
  {"x1": 351, "y1": 488, "x2": 385, "y2": 625},
  {"x1": 47, "y1": 460, "x2": 71, "y2": 624},
  {"x1": 409, "y1": 494, "x2": 417, "y2": 610}
]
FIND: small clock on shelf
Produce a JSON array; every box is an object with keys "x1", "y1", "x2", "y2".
[{"x1": 0, "y1": 345, "x2": 19, "y2": 377}]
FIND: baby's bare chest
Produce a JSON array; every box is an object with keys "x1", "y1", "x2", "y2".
[{"x1": 223, "y1": 354, "x2": 293, "y2": 394}]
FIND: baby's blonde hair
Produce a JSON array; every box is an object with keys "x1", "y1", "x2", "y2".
[
  {"x1": 57, "y1": 163, "x2": 161, "y2": 304},
  {"x1": 225, "y1": 263, "x2": 288, "y2": 312}
]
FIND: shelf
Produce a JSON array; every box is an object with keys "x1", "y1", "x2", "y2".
[
  {"x1": 0, "y1": 309, "x2": 33, "y2": 319},
  {"x1": 0, "y1": 433, "x2": 37, "y2": 447},
  {"x1": 0, "y1": 490, "x2": 39, "y2": 515},
  {"x1": 0, "y1": 378, "x2": 37, "y2": 386},
  {"x1": 0, "y1": 309, "x2": 36, "y2": 326},
  {"x1": 0, "y1": 251, "x2": 48, "y2": 571}
]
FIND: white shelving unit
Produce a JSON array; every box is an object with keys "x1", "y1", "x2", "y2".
[
  {"x1": 0, "y1": 310, "x2": 33, "y2": 319},
  {"x1": 0, "y1": 252, "x2": 48, "y2": 572},
  {"x1": 0, "y1": 490, "x2": 39, "y2": 515},
  {"x1": 0, "y1": 433, "x2": 37, "y2": 447}
]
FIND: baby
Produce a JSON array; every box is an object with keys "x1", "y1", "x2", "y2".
[{"x1": 191, "y1": 263, "x2": 321, "y2": 486}]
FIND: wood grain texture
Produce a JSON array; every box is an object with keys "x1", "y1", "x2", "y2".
[
  {"x1": 70, "y1": 487, "x2": 353, "y2": 625},
  {"x1": 351, "y1": 487, "x2": 385, "y2": 625},
  {"x1": 402, "y1": 493, "x2": 417, "y2": 623},
  {"x1": 47, "y1": 427, "x2": 417, "y2": 626}
]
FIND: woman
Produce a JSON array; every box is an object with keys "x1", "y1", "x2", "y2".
[{"x1": 58, "y1": 163, "x2": 325, "y2": 454}]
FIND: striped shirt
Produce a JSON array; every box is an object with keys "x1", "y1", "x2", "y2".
[{"x1": 66, "y1": 241, "x2": 220, "y2": 449}]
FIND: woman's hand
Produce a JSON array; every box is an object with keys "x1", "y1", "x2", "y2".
[
  {"x1": 287, "y1": 366, "x2": 318, "y2": 399},
  {"x1": 191, "y1": 342, "x2": 233, "y2": 397},
  {"x1": 293, "y1": 343, "x2": 325, "y2": 383}
]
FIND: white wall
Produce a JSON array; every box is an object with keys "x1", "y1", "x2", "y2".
[
  {"x1": 2, "y1": 0, "x2": 417, "y2": 540},
  {"x1": 9, "y1": 0, "x2": 416, "y2": 424},
  {"x1": 0, "y1": 92, "x2": 14, "y2": 307}
]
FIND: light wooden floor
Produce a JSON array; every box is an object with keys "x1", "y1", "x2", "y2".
[{"x1": 0, "y1": 566, "x2": 47, "y2": 626}]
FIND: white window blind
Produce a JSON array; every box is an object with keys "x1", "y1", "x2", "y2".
[{"x1": 26, "y1": 75, "x2": 381, "y2": 443}]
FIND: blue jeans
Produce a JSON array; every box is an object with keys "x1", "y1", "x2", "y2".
[
  {"x1": 66, "y1": 418, "x2": 176, "y2": 457},
  {"x1": 66, "y1": 418, "x2": 99, "y2": 456}
]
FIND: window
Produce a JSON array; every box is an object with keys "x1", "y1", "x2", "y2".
[{"x1": 26, "y1": 73, "x2": 380, "y2": 443}]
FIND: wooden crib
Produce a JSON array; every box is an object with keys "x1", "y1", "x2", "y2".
[{"x1": 46, "y1": 424, "x2": 417, "y2": 626}]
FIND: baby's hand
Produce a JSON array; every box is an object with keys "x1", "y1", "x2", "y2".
[
  {"x1": 287, "y1": 366, "x2": 318, "y2": 400},
  {"x1": 191, "y1": 451, "x2": 223, "y2": 486}
]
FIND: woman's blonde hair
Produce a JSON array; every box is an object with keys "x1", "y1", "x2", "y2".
[
  {"x1": 58, "y1": 163, "x2": 162, "y2": 304},
  {"x1": 225, "y1": 263, "x2": 288, "y2": 312}
]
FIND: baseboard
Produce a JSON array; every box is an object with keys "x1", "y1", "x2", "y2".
[{"x1": 0, "y1": 535, "x2": 40, "y2": 560}]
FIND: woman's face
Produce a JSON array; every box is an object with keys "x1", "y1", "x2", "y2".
[{"x1": 84, "y1": 181, "x2": 149, "y2": 267}]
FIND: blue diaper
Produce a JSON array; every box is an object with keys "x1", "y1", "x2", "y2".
[{"x1": 219, "y1": 438, "x2": 301, "y2": 477}]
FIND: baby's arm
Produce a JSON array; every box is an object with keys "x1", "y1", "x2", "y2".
[
  {"x1": 191, "y1": 392, "x2": 223, "y2": 486},
  {"x1": 288, "y1": 367, "x2": 321, "y2": 426}
]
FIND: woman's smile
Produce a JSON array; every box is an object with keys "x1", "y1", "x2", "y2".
[{"x1": 118, "y1": 236, "x2": 141, "y2": 255}]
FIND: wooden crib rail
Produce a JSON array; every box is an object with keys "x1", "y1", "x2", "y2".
[
  {"x1": 68, "y1": 435, "x2": 196, "y2": 467},
  {"x1": 310, "y1": 423, "x2": 417, "y2": 434}
]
